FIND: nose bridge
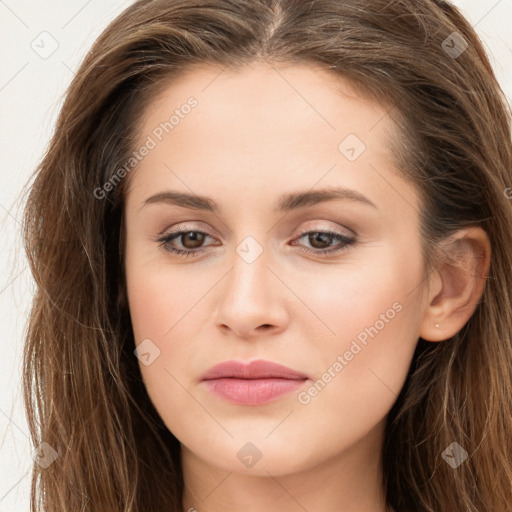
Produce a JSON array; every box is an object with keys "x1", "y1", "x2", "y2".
[
  {"x1": 226, "y1": 235, "x2": 272, "y2": 306},
  {"x1": 213, "y1": 233, "x2": 286, "y2": 336}
]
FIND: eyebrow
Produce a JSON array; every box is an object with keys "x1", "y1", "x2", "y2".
[{"x1": 140, "y1": 186, "x2": 378, "y2": 213}]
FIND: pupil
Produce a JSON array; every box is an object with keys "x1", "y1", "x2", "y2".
[
  {"x1": 183, "y1": 231, "x2": 204, "y2": 249},
  {"x1": 310, "y1": 232, "x2": 330, "y2": 248}
]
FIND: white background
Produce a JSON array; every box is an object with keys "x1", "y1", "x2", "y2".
[{"x1": 0, "y1": 1, "x2": 511, "y2": 510}]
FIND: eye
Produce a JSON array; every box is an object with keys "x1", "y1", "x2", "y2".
[
  {"x1": 156, "y1": 229, "x2": 217, "y2": 257},
  {"x1": 291, "y1": 229, "x2": 356, "y2": 256},
  {"x1": 155, "y1": 227, "x2": 357, "y2": 258}
]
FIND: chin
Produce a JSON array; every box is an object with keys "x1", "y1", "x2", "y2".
[{"x1": 184, "y1": 434, "x2": 320, "y2": 477}]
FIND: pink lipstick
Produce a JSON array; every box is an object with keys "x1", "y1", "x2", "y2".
[{"x1": 200, "y1": 359, "x2": 308, "y2": 405}]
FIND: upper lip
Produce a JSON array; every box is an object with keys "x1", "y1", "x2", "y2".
[{"x1": 200, "y1": 359, "x2": 308, "y2": 381}]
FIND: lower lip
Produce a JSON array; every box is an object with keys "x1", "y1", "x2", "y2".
[{"x1": 203, "y1": 377, "x2": 307, "y2": 405}]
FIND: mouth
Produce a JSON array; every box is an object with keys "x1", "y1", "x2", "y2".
[
  {"x1": 202, "y1": 377, "x2": 308, "y2": 405},
  {"x1": 200, "y1": 359, "x2": 309, "y2": 405}
]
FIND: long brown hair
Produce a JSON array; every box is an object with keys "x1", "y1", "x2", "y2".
[{"x1": 21, "y1": 1, "x2": 512, "y2": 510}]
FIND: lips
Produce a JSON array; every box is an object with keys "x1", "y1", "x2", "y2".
[
  {"x1": 200, "y1": 359, "x2": 309, "y2": 405},
  {"x1": 200, "y1": 359, "x2": 309, "y2": 381}
]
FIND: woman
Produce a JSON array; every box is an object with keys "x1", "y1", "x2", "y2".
[{"x1": 21, "y1": 0, "x2": 512, "y2": 510}]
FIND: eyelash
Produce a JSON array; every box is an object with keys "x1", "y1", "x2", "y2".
[{"x1": 155, "y1": 227, "x2": 357, "y2": 258}]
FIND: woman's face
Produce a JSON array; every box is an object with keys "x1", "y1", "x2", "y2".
[{"x1": 123, "y1": 62, "x2": 429, "y2": 476}]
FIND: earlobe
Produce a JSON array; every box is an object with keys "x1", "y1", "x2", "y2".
[{"x1": 419, "y1": 227, "x2": 491, "y2": 342}]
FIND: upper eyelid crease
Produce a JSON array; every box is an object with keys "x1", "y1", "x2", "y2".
[{"x1": 140, "y1": 187, "x2": 378, "y2": 213}]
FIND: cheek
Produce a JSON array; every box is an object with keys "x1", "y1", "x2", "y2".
[
  {"x1": 295, "y1": 245, "x2": 422, "y2": 350},
  {"x1": 125, "y1": 251, "x2": 219, "y2": 342},
  {"x1": 125, "y1": 256, "x2": 219, "y2": 401},
  {"x1": 290, "y1": 244, "x2": 423, "y2": 411},
  {"x1": 125, "y1": 264, "x2": 208, "y2": 427},
  {"x1": 127, "y1": 268, "x2": 189, "y2": 341}
]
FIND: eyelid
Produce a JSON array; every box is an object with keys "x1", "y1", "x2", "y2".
[
  {"x1": 157, "y1": 220, "x2": 354, "y2": 242},
  {"x1": 294, "y1": 221, "x2": 355, "y2": 239},
  {"x1": 157, "y1": 220, "x2": 215, "y2": 236}
]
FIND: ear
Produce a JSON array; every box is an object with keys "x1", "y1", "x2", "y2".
[{"x1": 420, "y1": 226, "x2": 491, "y2": 342}]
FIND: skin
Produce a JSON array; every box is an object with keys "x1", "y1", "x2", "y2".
[{"x1": 123, "y1": 61, "x2": 490, "y2": 512}]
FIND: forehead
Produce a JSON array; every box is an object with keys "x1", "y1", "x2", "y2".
[
  {"x1": 126, "y1": 61, "x2": 418, "y2": 218},
  {"x1": 138, "y1": 61, "x2": 394, "y2": 148}
]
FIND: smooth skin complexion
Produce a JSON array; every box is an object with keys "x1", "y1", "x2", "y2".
[{"x1": 123, "y1": 62, "x2": 490, "y2": 512}]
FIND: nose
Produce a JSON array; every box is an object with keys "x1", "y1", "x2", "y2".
[{"x1": 213, "y1": 247, "x2": 288, "y2": 339}]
